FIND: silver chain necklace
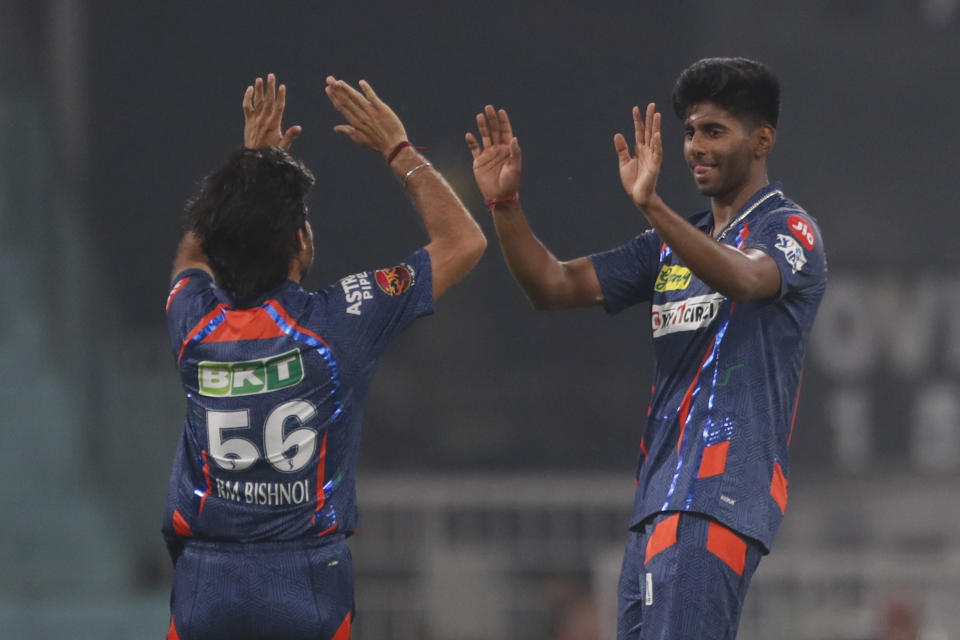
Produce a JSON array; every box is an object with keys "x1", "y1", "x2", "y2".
[{"x1": 715, "y1": 189, "x2": 783, "y2": 241}]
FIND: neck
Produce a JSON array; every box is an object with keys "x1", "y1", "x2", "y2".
[
  {"x1": 710, "y1": 173, "x2": 770, "y2": 235},
  {"x1": 287, "y1": 260, "x2": 304, "y2": 283}
]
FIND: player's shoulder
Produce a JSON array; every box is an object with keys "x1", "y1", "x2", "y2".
[
  {"x1": 622, "y1": 224, "x2": 670, "y2": 256},
  {"x1": 166, "y1": 268, "x2": 216, "y2": 315},
  {"x1": 764, "y1": 201, "x2": 824, "y2": 253},
  {"x1": 752, "y1": 189, "x2": 823, "y2": 246},
  {"x1": 324, "y1": 259, "x2": 420, "y2": 319},
  {"x1": 169, "y1": 267, "x2": 213, "y2": 291},
  {"x1": 767, "y1": 189, "x2": 819, "y2": 225}
]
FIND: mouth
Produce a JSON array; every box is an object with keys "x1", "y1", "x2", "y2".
[{"x1": 692, "y1": 163, "x2": 715, "y2": 179}]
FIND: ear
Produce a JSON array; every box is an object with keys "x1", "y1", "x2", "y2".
[
  {"x1": 295, "y1": 227, "x2": 306, "y2": 251},
  {"x1": 754, "y1": 124, "x2": 776, "y2": 158}
]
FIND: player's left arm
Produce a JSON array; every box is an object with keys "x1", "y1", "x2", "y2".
[{"x1": 614, "y1": 104, "x2": 780, "y2": 302}]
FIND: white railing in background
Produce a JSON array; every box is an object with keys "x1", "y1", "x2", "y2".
[{"x1": 351, "y1": 473, "x2": 960, "y2": 640}]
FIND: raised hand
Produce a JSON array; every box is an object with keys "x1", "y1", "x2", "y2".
[
  {"x1": 324, "y1": 76, "x2": 407, "y2": 159},
  {"x1": 242, "y1": 73, "x2": 302, "y2": 150},
  {"x1": 614, "y1": 103, "x2": 663, "y2": 210},
  {"x1": 465, "y1": 105, "x2": 521, "y2": 201}
]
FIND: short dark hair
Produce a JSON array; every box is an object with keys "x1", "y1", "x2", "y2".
[
  {"x1": 186, "y1": 147, "x2": 315, "y2": 305},
  {"x1": 672, "y1": 57, "x2": 780, "y2": 128}
]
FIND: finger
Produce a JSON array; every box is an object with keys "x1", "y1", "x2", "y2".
[
  {"x1": 265, "y1": 73, "x2": 277, "y2": 108},
  {"x1": 358, "y1": 79, "x2": 384, "y2": 107},
  {"x1": 484, "y1": 105, "x2": 501, "y2": 145},
  {"x1": 325, "y1": 75, "x2": 338, "y2": 87},
  {"x1": 476, "y1": 112, "x2": 492, "y2": 149},
  {"x1": 277, "y1": 84, "x2": 287, "y2": 114},
  {"x1": 324, "y1": 84, "x2": 363, "y2": 121},
  {"x1": 332, "y1": 91, "x2": 367, "y2": 125},
  {"x1": 243, "y1": 86, "x2": 254, "y2": 116},
  {"x1": 465, "y1": 132, "x2": 482, "y2": 159},
  {"x1": 324, "y1": 83, "x2": 348, "y2": 111},
  {"x1": 652, "y1": 113, "x2": 663, "y2": 163},
  {"x1": 330, "y1": 81, "x2": 373, "y2": 121},
  {"x1": 613, "y1": 132, "x2": 631, "y2": 164},
  {"x1": 254, "y1": 77, "x2": 264, "y2": 109},
  {"x1": 336, "y1": 79, "x2": 371, "y2": 111},
  {"x1": 645, "y1": 103, "x2": 656, "y2": 147},
  {"x1": 633, "y1": 106, "x2": 643, "y2": 149},
  {"x1": 498, "y1": 108, "x2": 513, "y2": 142}
]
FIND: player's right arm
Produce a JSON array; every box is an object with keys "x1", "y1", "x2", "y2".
[
  {"x1": 324, "y1": 76, "x2": 486, "y2": 299},
  {"x1": 466, "y1": 106, "x2": 603, "y2": 311}
]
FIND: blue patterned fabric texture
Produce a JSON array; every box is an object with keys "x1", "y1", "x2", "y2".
[{"x1": 590, "y1": 183, "x2": 826, "y2": 551}]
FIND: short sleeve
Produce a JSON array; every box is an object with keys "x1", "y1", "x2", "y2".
[
  {"x1": 742, "y1": 208, "x2": 827, "y2": 299},
  {"x1": 322, "y1": 248, "x2": 434, "y2": 357},
  {"x1": 588, "y1": 230, "x2": 662, "y2": 314},
  {"x1": 166, "y1": 269, "x2": 219, "y2": 357}
]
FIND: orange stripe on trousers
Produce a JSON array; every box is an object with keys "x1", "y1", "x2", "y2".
[
  {"x1": 706, "y1": 521, "x2": 747, "y2": 576},
  {"x1": 644, "y1": 513, "x2": 680, "y2": 564}
]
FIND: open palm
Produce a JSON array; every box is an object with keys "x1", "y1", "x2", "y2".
[
  {"x1": 466, "y1": 105, "x2": 521, "y2": 201},
  {"x1": 242, "y1": 73, "x2": 302, "y2": 150},
  {"x1": 614, "y1": 103, "x2": 663, "y2": 209}
]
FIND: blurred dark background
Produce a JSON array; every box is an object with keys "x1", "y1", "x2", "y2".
[{"x1": 2, "y1": 1, "x2": 958, "y2": 638}]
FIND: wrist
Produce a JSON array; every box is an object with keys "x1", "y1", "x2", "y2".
[
  {"x1": 486, "y1": 193, "x2": 520, "y2": 211},
  {"x1": 385, "y1": 140, "x2": 412, "y2": 164},
  {"x1": 636, "y1": 192, "x2": 664, "y2": 214}
]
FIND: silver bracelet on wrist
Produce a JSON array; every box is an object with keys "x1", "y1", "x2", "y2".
[{"x1": 402, "y1": 162, "x2": 432, "y2": 188}]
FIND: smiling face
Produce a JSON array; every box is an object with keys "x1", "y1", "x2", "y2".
[{"x1": 683, "y1": 102, "x2": 770, "y2": 201}]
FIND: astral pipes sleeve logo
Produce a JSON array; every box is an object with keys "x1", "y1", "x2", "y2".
[
  {"x1": 650, "y1": 293, "x2": 725, "y2": 337},
  {"x1": 198, "y1": 349, "x2": 304, "y2": 397}
]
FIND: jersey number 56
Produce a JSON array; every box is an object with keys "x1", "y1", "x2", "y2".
[{"x1": 206, "y1": 400, "x2": 317, "y2": 473}]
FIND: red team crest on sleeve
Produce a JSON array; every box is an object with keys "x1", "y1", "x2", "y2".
[
  {"x1": 787, "y1": 215, "x2": 815, "y2": 250},
  {"x1": 374, "y1": 264, "x2": 414, "y2": 296}
]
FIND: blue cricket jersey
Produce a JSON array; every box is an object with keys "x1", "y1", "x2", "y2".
[
  {"x1": 590, "y1": 183, "x2": 826, "y2": 551},
  {"x1": 162, "y1": 249, "x2": 433, "y2": 544}
]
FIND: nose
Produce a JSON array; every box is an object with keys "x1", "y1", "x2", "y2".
[{"x1": 686, "y1": 131, "x2": 706, "y2": 158}]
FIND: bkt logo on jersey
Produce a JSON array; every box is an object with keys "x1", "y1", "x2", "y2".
[
  {"x1": 198, "y1": 349, "x2": 304, "y2": 397},
  {"x1": 651, "y1": 293, "x2": 725, "y2": 337},
  {"x1": 654, "y1": 265, "x2": 692, "y2": 292}
]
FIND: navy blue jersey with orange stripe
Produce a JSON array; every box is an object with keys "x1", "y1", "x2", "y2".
[
  {"x1": 162, "y1": 249, "x2": 433, "y2": 545},
  {"x1": 590, "y1": 183, "x2": 826, "y2": 551}
]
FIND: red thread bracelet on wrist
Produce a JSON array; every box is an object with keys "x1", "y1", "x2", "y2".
[
  {"x1": 386, "y1": 141, "x2": 412, "y2": 164},
  {"x1": 485, "y1": 193, "x2": 520, "y2": 209}
]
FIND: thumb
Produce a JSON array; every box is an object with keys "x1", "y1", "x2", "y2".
[
  {"x1": 613, "y1": 133, "x2": 630, "y2": 165},
  {"x1": 333, "y1": 124, "x2": 368, "y2": 147},
  {"x1": 281, "y1": 126, "x2": 302, "y2": 150}
]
